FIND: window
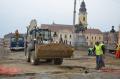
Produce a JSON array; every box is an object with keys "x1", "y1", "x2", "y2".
[
  {"x1": 99, "y1": 37, "x2": 101, "y2": 40},
  {"x1": 70, "y1": 35, "x2": 72, "y2": 38},
  {"x1": 92, "y1": 36, "x2": 93, "y2": 40},
  {"x1": 11, "y1": 38, "x2": 16, "y2": 42},
  {"x1": 18, "y1": 38, "x2": 24, "y2": 41},
  {"x1": 95, "y1": 37, "x2": 96, "y2": 40},
  {"x1": 83, "y1": 17, "x2": 85, "y2": 21},
  {"x1": 87, "y1": 36, "x2": 88, "y2": 39},
  {"x1": 65, "y1": 35, "x2": 67, "y2": 39}
]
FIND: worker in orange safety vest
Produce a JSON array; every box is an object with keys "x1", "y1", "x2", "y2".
[{"x1": 115, "y1": 45, "x2": 120, "y2": 59}]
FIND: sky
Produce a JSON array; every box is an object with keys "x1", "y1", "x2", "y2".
[{"x1": 0, "y1": 0, "x2": 120, "y2": 37}]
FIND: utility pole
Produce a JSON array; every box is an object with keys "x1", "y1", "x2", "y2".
[{"x1": 73, "y1": 0, "x2": 76, "y2": 26}]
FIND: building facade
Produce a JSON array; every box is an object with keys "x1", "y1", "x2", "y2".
[
  {"x1": 41, "y1": 24, "x2": 75, "y2": 46},
  {"x1": 41, "y1": 23, "x2": 103, "y2": 47},
  {"x1": 29, "y1": 0, "x2": 103, "y2": 47},
  {"x1": 85, "y1": 29, "x2": 103, "y2": 46}
]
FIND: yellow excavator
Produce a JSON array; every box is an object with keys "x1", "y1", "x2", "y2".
[{"x1": 25, "y1": 27, "x2": 74, "y2": 65}]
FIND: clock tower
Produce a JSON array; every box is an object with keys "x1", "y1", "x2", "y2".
[{"x1": 78, "y1": 0, "x2": 87, "y2": 29}]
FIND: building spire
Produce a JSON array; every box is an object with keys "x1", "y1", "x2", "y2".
[
  {"x1": 79, "y1": 0, "x2": 86, "y2": 13},
  {"x1": 78, "y1": 0, "x2": 87, "y2": 30}
]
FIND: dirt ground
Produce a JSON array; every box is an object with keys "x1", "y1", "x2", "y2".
[{"x1": 0, "y1": 46, "x2": 120, "y2": 79}]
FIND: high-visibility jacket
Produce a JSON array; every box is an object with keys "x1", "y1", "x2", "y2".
[{"x1": 95, "y1": 45, "x2": 103, "y2": 55}]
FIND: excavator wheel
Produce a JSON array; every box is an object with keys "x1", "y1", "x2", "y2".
[
  {"x1": 54, "y1": 58, "x2": 63, "y2": 65},
  {"x1": 30, "y1": 51, "x2": 39, "y2": 65},
  {"x1": 26, "y1": 47, "x2": 30, "y2": 62},
  {"x1": 46, "y1": 59, "x2": 53, "y2": 62}
]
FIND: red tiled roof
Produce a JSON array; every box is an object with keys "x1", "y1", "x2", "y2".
[
  {"x1": 41, "y1": 24, "x2": 74, "y2": 32},
  {"x1": 41, "y1": 24, "x2": 102, "y2": 34},
  {"x1": 85, "y1": 29, "x2": 102, "y2": 34}
]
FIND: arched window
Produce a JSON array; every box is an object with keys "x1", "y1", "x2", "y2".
[
  {"x1": 92, "y1": 36, "x2": 93, "y2": 40},
  {"x1": 70, "y1": 35, "x2": 72, "y2": 38},
  {"x1": 65, "y1": 35, "x2": 67, "y2": 39},
  {"x1": 87, "y1": 36, "x2": 88, "y2": 39},
  {"x1": 99, "y1": 37, "x2": 101, "y2": 40},
  {"x1": 83, "y1": 17, "x2": 85, "y2": 21}
]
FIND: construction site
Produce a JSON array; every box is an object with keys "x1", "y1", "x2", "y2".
[
  {"x1": 1, "y1": 0, "x2": 120, "y2": 79},
  {"x1": 0, "y1": 12, "x2": 120, "y2": 79},
  {"x1": 0, "y1": 43, "x2": 120, "y2": 79}
]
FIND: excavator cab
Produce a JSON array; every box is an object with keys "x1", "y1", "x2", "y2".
[{"x1": 29, "y1": 29, "x2": 52, "y2": 44}]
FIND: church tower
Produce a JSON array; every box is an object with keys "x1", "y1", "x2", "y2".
[{"x1": 78, "y1": 0, "x2": 87, "y2": 29}]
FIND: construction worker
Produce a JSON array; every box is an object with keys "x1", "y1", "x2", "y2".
[
  {"x1": 115, "y1": 45, "x2": 120, "y2": 59},
  {"x1": 88, "y1": 47, "x2": 94, "y2": 56},
  {"x1": 93, "y1": 42, "x2": 105, "y2": 70}
]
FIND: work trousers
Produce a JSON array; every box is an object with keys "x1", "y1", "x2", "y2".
[{"x1": 96, "y1": 55, "x2": 105, "y2": 70}]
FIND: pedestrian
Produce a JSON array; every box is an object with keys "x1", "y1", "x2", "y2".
[
  {"x1": 93, "y1": 42, "x2": 105, "y2": 70},
  {"x1": 88, "y1": 48, "x2": 92, "y2": 56},
  {"x1": 88, "y1": 47, "x2": 94, "y2": 56}
]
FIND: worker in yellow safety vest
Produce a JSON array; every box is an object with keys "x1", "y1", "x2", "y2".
[{"x1": 93, "y1": 42, "x2": 105, "y2": 70}]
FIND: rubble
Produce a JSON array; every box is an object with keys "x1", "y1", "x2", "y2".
[{"x1": 0, "y1": 47, "x2": 120, "y2": 79}]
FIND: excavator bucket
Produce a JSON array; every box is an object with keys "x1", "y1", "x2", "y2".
[{"x1": 36, "y1": 43, "x2": 74, "y2": 58}]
